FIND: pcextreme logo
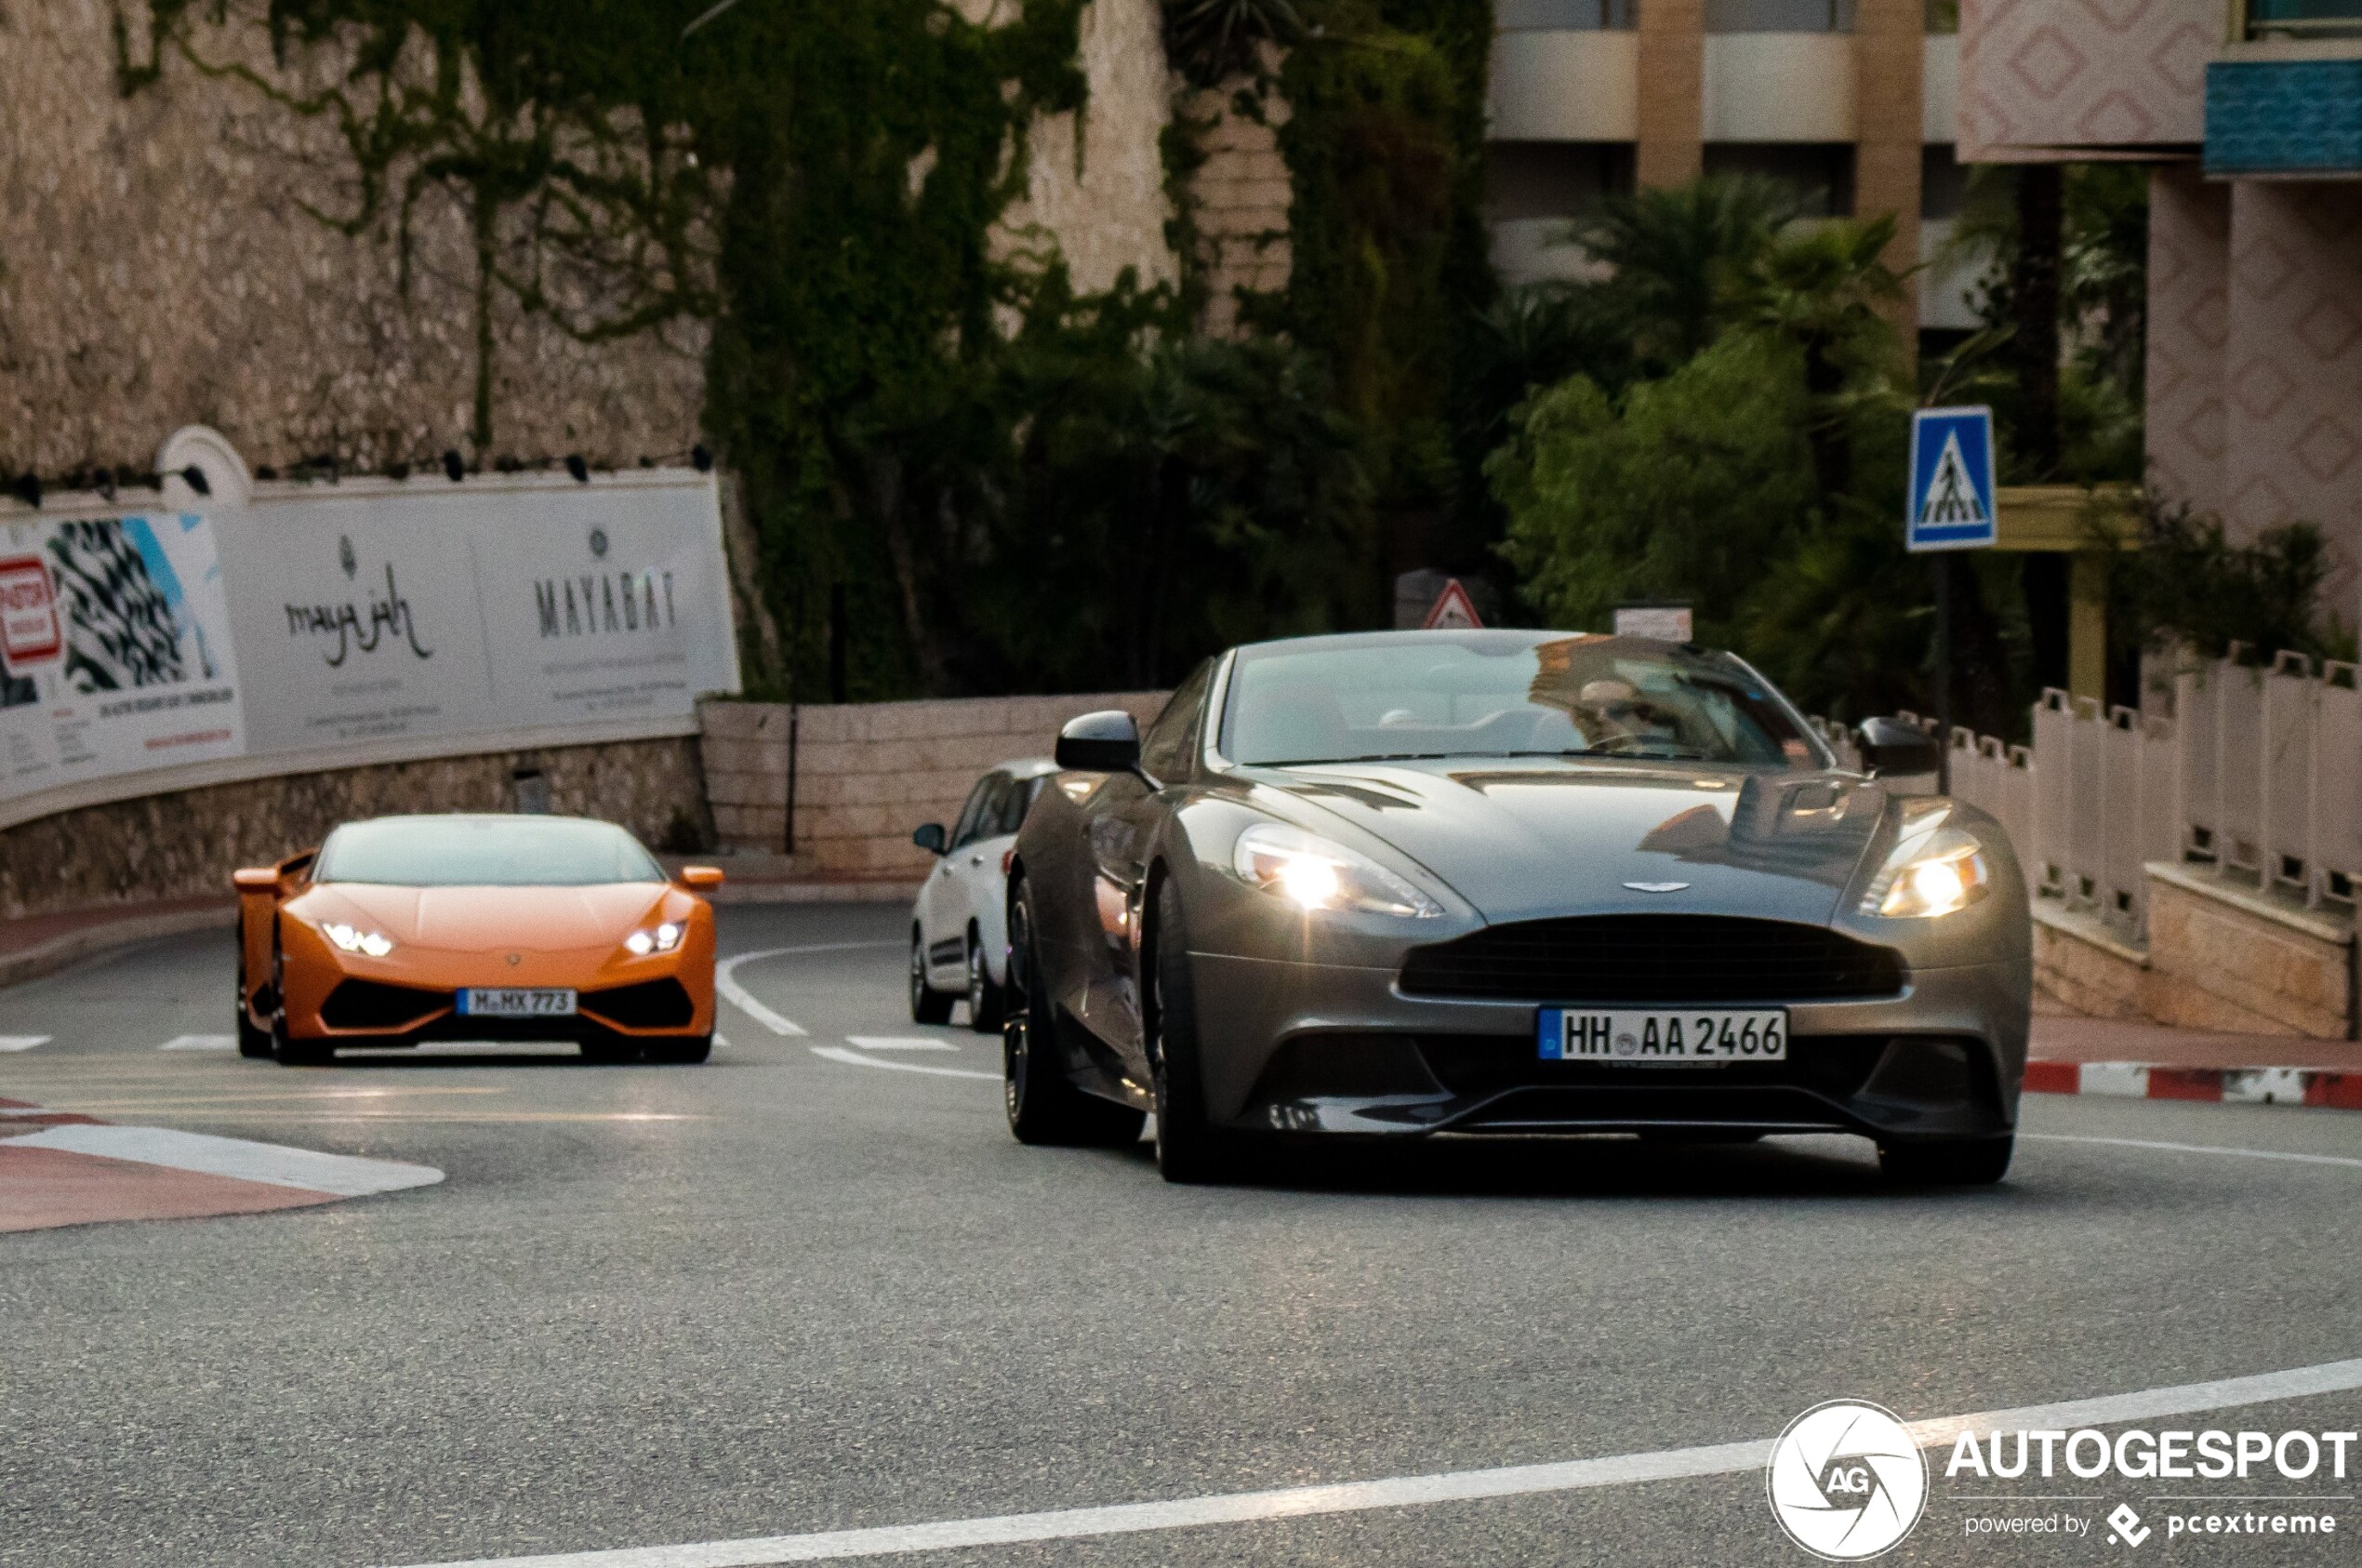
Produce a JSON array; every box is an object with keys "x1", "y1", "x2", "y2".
[{"x1": 1767, "y1": 1401, "x2": 1930, "y2": 1561}]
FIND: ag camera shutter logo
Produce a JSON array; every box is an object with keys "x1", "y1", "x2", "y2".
[{"x1": 1767, "y1": 1400, "x2": 1929, "y2": 1560}]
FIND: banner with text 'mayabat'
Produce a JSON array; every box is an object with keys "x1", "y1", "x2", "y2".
[{"x1": 0, "y1": 472, "x2": 739, "y2": 831}]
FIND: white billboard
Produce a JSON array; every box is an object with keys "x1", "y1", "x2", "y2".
[{"x1": 0, "y1": 469, "x2": 738, "y2": 830}]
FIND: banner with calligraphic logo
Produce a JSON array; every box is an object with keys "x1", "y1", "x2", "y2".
[{"x1": 0, "y1": 470, "x2": 737, "y2": 830}]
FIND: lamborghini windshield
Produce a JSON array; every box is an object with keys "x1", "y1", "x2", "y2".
[
  {"x1": 1219, "y1": 631, "x2": 1828, "y2": 768},
  {"x1": 313, "y1": 817, "x2": 665, "y2": 886}
]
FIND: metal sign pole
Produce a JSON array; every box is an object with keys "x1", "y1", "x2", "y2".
[{"x1": 1933, "y1": 555, "x2": 1953, "y2": 796}]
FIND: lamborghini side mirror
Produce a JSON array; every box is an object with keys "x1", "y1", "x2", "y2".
[{"x1": 232, "y1": 868, "x2": 280, "y2": 894}]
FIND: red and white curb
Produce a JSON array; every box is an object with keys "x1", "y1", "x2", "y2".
[
  {"x1": 2026, "y1": 1059, "x2": 2362, "y2": 1110},
  {"x1": 1, "y1": 1104, "x2": 442, "y2": 1232}
]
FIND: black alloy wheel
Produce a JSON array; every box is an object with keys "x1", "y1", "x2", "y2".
[
  {"x1": 233, "y1": 924, "x2": 272, "y2": 1058},
  {"x1": 965, "y1": 931, "x2": 1003, "y2": 1034},
  {"x1": 909, "y1": 929, "x2": 953, "y2": 1025},
  {"x1": 1147, "y1": 878, "x2": 1238, "y2": 1184},
  {"x1": 270, "y1": 934, "x2": 333, "y2": 1066}
]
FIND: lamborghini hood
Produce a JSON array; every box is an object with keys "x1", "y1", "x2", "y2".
[
  {"x1": 289, "y1": 882, "x2": 669, "y2": 953},
  {"x1": 1254, "y1": 760, "x2": 1892, "y2": 925}
]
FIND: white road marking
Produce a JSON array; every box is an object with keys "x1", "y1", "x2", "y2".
[
  {"x1": 0, "y1": 1035, "x2": 51, "y2": 1051},
  {"x1": 378, "y1": 1357, "x2": 2362, "y2": 1568},
  {"x1": 715, "y1": 940, "x2": 889, "y2": 1035},
  {"x1": 810, "y1": 1045, "x2": 998, "y2": 1083},
  {"x1": 2026, "y1": 1132, "x2": 2362, "y2": 1170},
  {"x1": 845, "y1": 1036, "x2": 960, "y2": 1053},
  {"x1": 340, "y1": 1042, "x2": 581, "y2": 1058},
  {"x1": 159, "y1": 1034, "x2": 237, "y2": 1051},
  {"x1": 6, "y1": 1123, "x2": 444, "y2": 1197}
]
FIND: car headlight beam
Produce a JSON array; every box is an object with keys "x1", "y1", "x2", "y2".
[
  {"x1": 1863, "y1": 816, "x2": 1993, "y2": 919},
  {"x1": 624, "y1": 921, "x2": 684, "y2": 957},
  {"x1": 1231, "y1": 822, "x2": 1441, "y2": 919},
  {"x1": 321, "y1": 921, "x2": 395, "y2": 958}
]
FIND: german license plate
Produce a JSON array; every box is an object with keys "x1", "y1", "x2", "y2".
[
  {"x1": 458, "y1": 988, "x2": 577, "y2": 1018},
  {"x1": 1538, "y1": 1007, "x2": 1787, "y2": 1063}
]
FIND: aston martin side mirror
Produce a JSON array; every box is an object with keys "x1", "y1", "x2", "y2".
[
  {"x1": 911, "y1": 823, "x2": 948, "y2": 856},
  {"x1": 232, "y1": 868, "x2": 279, "y2": 893},
  {"x1": 1055, "y1": 711, "x2": 1141, "y2": 774},
  {"x1": 1857, "y1": 716, "x2": 1940, "y2": 780}
]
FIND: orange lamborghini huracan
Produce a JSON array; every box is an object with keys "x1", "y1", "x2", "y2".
[{"x1": 233, "y1": 815, "x2": 723, "y2": 1067}]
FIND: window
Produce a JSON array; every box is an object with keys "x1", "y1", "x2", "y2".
[
  {"x1": 1924, "y1": 0, "x2": 1958, "y2": 33},
  {"x1": 1218, "y1": 632, "x2": 1827, "y2": 769},
  {"x1": 1140, "y1": 661, "x2": 1214, "y2": 783},
  {"x1": 2245, "y1": 0, "x2": 2362, "y2": 39},
  {"x1": 1920, "y1": 144, "x2": 1967, "y2": 220},
  {"x1": 1702, "y1": 144, "x2": 1855, "y2": 219},
  {"x1": 1487, "y1": 142, "x2": 1637, "y2": 224},
  {"x1": 1705, "y1": 0, "x2": 1854, "y2": 31},
  {"x1": 949, "y1": 775, "x2": 1000, "y2": 850},
  {"x1": 1496, "y1": 0, "x2": 1636, "y2": 28},
  {"x1": 313, "y1": 817, "x2": 664, "y2": 887}
]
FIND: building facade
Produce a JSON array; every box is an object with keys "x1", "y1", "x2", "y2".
[
  {"x1": 1960, "y1": 0, "x2": 2362, "y2": 622},
  {"x1": 1485, "y1": 0, "x2": 1982, "y2": 336}
]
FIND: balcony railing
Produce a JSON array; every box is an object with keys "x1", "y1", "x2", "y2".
[
  {"x1": 2241, "y1": 0, "x2": 2362, "y2": 39},
  {"x1": 1496, "y1": 0, "x2": 1635, "y2": 30}
]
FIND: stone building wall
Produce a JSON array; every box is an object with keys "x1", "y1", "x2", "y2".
[
  {"x1": 0, "y1": 0, "x2": 709, "y2": 479},
  {"x1": 701, "y1": 692, "x2": 1167, "y2": 882},
  {"x1": 0, "y1": 737, "x2": 708, "y2": 922}
]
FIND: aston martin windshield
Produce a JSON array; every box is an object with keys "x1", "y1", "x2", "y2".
[
  {"x1": 1220, "y1": 632, "x2": 1829, "y2": 768},
  {"x1": 312, "y1": 817, "x2": 665, "y2": 886}
]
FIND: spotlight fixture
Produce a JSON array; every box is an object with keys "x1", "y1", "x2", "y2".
[
  {"x1": 442, "y1": 449, "x2": 465, "y2": 483},
  {"x1": 564, "y1": 454, "x2": 589, "y2": 484},
  {"x1": 385, "y1": 461, "x2": 410, "y2": 482},
  {"x1": 255, "y1": 465, "x2": 278, "y2": 481},
  {"x1": 691, "y1": 444, "x2": 712, "y2": 472},
  {"x1": 179, "y1": 465, "x2": 211, "y2": 497},
  {"x1": 11, "y1": 472, "x2": 40, "y2": 510}
]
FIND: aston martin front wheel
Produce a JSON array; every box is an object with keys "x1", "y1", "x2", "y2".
[{"x1": 1148, "y1": 879, "x2": 1238, "y2": 1186}]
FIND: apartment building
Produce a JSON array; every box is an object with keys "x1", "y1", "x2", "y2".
[
  {"x1": 1485, "y1": 0, "x2": 1979, "y2": 338},
  {"x1": 1960, "y1": 0, "x2": 2362, "y2": 621}
]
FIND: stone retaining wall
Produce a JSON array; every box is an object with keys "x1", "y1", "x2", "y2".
[
  {"x1": 700, "y1": 694, "x2": 1169, "y2": 882},
  {"x1": 0, "y1": 737, "x2": 706, "y2": 923}
]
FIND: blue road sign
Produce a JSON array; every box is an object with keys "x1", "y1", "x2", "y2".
[{"x1": 1907, "y1": 406, "x2": 1997, "y2": 552}]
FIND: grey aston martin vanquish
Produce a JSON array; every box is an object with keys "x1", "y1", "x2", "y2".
[{"x1": 1001, "y1": 630, "x2": 2031, "y2": 1185}]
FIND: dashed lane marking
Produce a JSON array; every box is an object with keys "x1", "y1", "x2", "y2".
[
  {"x1": 0, "y1": 1035, "x2": 51, "y2": 1051},
  {"x1": 159, "y1": 1034, "x2": 237, "y2": 1051},
  {"x1": 376, "y1": 1356, "x2": 2362, "y2": 1568},
  {"x1": 809, "y1": 1045, "x2": 998, "y2": 1083},
  {"x1": 844, "y1": 1036, "x2": 961, "y2": 1053}
]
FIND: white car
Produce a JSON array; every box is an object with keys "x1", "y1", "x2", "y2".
[{"x1": 909, "y1": 758, "x2": 1058, "y2": 1030}]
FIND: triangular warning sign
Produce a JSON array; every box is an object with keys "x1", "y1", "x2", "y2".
[
  {"x1": 1917, "y1": 431, "x2": 1989, "y2": 527},
  {"x1": 1422, "y1": 578, "x2": 1483, "y2": 630}
]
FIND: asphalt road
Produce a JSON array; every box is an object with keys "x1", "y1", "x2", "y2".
[{"x1": 3, "y1": 903, "x2": 2357, "y2": 1568}]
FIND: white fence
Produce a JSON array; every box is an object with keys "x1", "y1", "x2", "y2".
[{"x1": 1816, "y1": 649, "x2": 2359, "y2": 947}]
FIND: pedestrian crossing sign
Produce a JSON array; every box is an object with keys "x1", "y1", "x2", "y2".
[{"x1": 1907, "y1": 406, "x2": 1997, "y2": 552}]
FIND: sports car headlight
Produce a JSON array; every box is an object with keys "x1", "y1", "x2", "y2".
[
  {"x1": 1862, "y1": 819, "x2": 1992, "y2": 919},
  {"x1": 1230, "y1": 823, "x2": 1442, "y2": 918},
  {"x1": 623, "y1": 921, "x2": 683, "y2": 957},
  {"x1": 321, "y1": 922, "x2": 395, "y2": 958}
]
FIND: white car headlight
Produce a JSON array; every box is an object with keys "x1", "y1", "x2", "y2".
[
  {"x1": 1230, "y1": 822, "x2": 1442, "y2": 918},
  {"x1": 624, "y1": 921, "x2": 683, "y2": 957},
  {"x1": 322, "y1": 921, "x2": 395, "y2": 958},
  {"x1": 1862, "y1": 811, "x2": 1993, "y2": 919}
]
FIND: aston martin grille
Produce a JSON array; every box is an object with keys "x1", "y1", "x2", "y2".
[{"x1": 1397, "y1": 915, "x2": 1905, "y2": 1003}]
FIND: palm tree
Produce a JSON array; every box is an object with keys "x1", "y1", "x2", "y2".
[{"x1": 1558, "y1": 175, "x2": 1789, "y2": 375}]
